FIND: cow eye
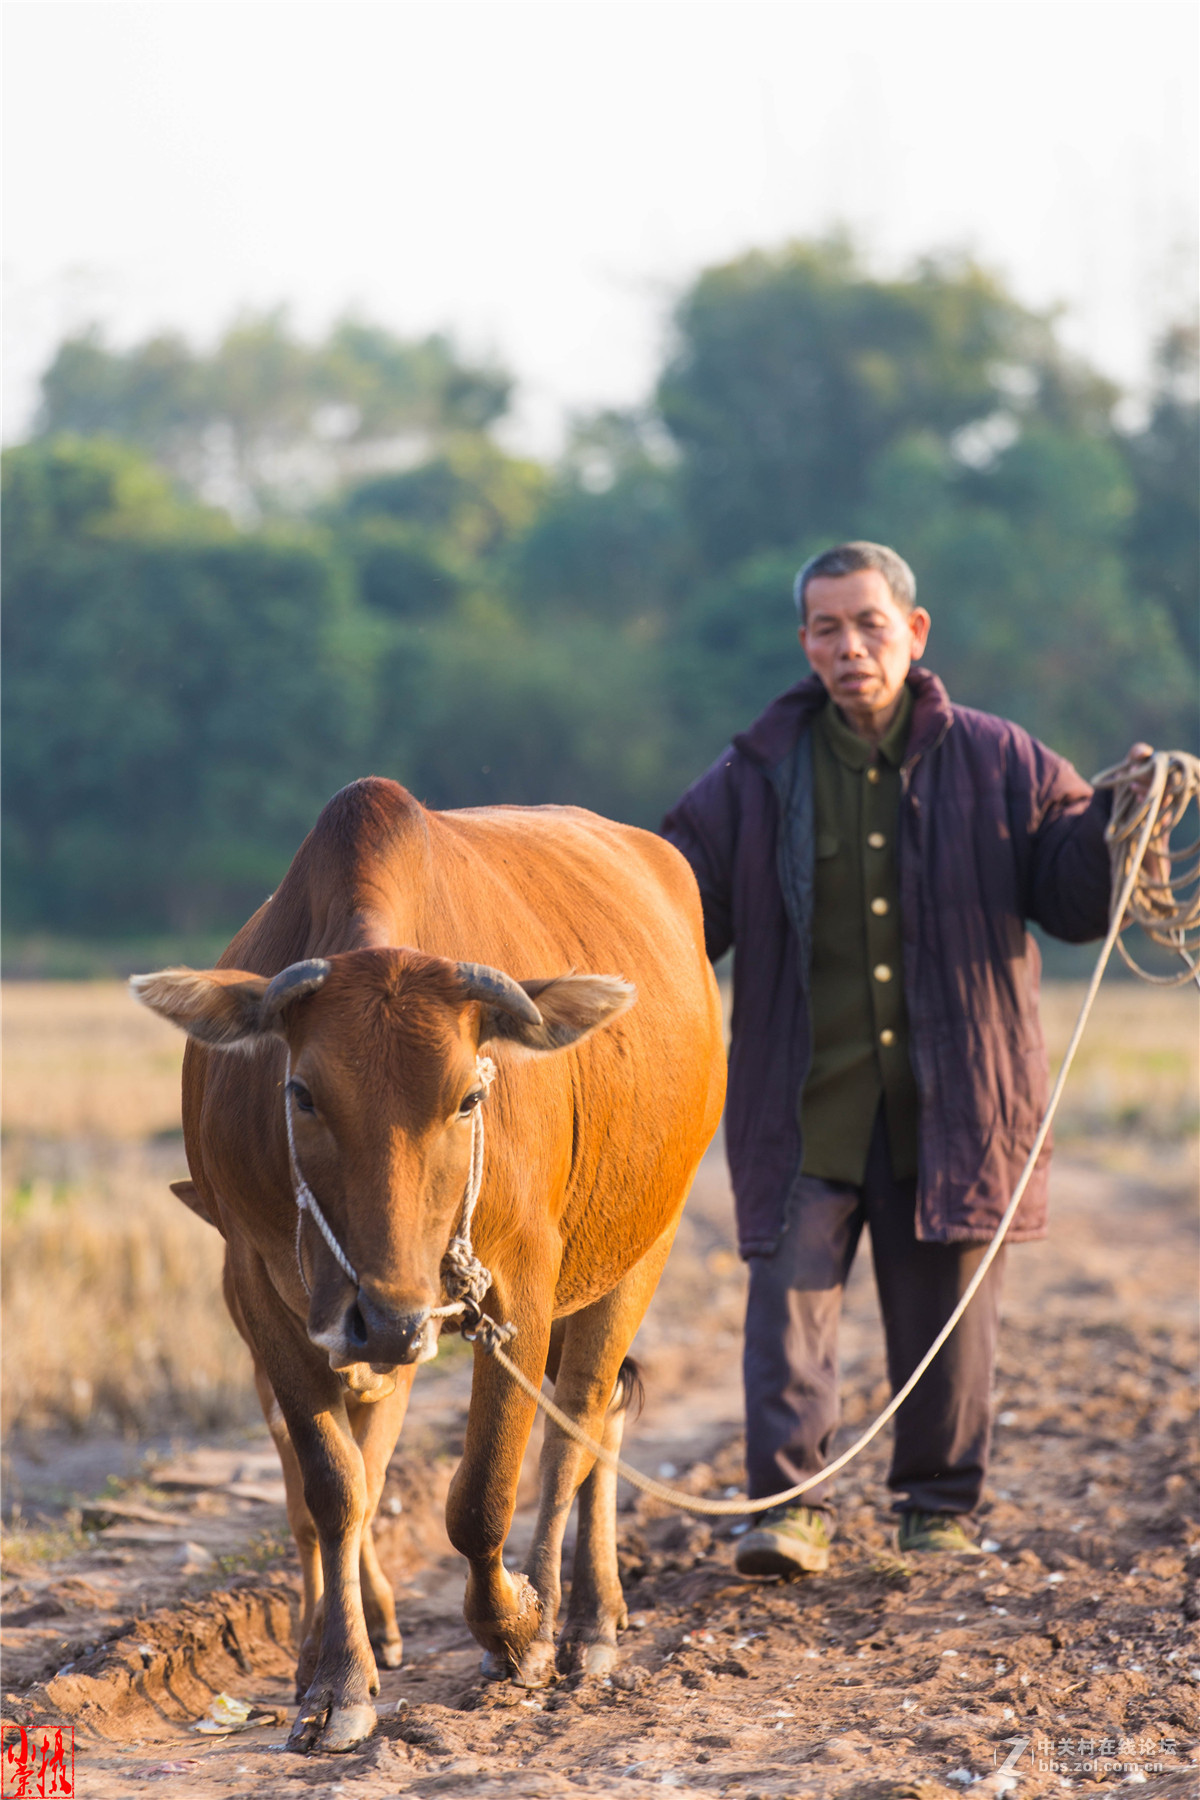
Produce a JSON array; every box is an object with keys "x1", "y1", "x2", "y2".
[
  {"x1": 457, "y1": 1089, "x2": 484, "y2": 1119},
  {"x1": 287, "y1": 1079, "x2": 316, "y2": 1115}
]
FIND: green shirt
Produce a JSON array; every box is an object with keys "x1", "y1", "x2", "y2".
[{"x1": 799, "y1": 689, "x2": 920, "y2": 1185}]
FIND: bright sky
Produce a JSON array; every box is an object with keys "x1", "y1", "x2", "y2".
[{"x1": 4, "y1": 0, "x2": 1197, "y2": 452}]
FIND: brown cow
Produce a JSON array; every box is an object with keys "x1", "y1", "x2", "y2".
[{"x1": 132, "y1": 777, "x2": 725, "y2": 1754}]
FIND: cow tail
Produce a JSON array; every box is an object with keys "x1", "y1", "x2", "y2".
[{"x1": 610, "y1": 1356, "x2": 645, "y2": 1419}]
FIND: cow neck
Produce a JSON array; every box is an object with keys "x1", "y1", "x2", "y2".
[{"x1": 285, "y1": 1052, "x2": 498, "y2": 1325}]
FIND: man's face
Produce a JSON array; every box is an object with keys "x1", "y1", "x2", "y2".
[{"x1": 799, "y1": 570, "x2": 931, "y2": 731}]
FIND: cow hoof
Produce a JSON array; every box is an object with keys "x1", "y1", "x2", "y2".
[
  {"x1": 372, "y1": 1633, "x2": 403, "y2": 1671},
  {"x1": 557, "y1": 1637, "x2": 619, "y2": 1680},
  {"x1": 320, "y1": 1703, "x2": 379, "y2": 1753},
  {"x1": 467, "y1": 1572, "x2": 543, "y2": 1669},
  {"x1": 514, "y1": 1639, "x2": 558, "y2": 1688},
  {"x1": 288, "y1": 1697, "x2": 377, "y2": 1755}
]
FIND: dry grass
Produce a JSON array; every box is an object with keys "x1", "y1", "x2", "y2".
[
  {"x1": 3, "y1": 980, "x2": 185, "y2": 1140},
  {"x1": 1, "y1": 1139, "x2": 252, "y2": 1435},
  {"x1": 1, "y1": 976, "x2": 1195, "y2": 1439},
  {"x1": 1040, "y1": 978, "x2": 1199, "y2": 1139},
  {"x1": 2, "y1": 981, "x2": 249, "y2": 1435}
]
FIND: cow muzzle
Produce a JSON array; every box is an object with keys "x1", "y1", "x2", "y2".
[{"x1": 321, "y1": 1290, "x2": 439, "y2": 1370}]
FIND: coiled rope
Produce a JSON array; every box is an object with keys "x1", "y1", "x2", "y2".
[
  {"x1": 1093, "y1": 750, "x2": 1200, "y2": 985},
  {"x1": 470, "y1": 748, "x2": 1200, "y2": 1517}
]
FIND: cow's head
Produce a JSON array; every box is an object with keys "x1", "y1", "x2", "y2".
[{"x1": 131, "y1": 949, "x2": 633, "y2": 1376}]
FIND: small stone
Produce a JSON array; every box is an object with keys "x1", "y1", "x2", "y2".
[
  {"x1": 174, "y1": 1541, "x2": 214, "y2": 1572},
  {"x1": 818, "y1": 1737, "x2": 858, "y2": 1763}
]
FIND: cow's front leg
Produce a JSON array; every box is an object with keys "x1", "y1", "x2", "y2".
[
  {"x1": 252, "y1": 1364, "x2": 324, "y2": 1696},
  {"x1": 445, "y1": 1315, "x2": 551, "y2": 1678},
  {"x1": 348, "y1": 1374, "x2": 416, "y2": 1673},
  {"x1": 236, "y1": 1255, "x2": 380, "y2": 1754},
  {"x1": 285, "y1": 1408, "x2": 379, "y2": 1754}
]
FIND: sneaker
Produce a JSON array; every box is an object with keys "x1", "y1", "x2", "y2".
[
  {"x1": 897, "y1": 1510, "x2": 983, "y2": 1556},
  {"x1": 734, "y1": 1504, "x2": 831, "y2": 1577}
]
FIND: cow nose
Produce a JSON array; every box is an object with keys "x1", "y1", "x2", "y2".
[{"x1": 350, "y1": 1290, "x2": 431, "y2": 1367}]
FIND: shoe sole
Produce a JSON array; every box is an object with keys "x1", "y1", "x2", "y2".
[{"x1": 734, "y1": 1532, "x2": 830, "y2": 1577}]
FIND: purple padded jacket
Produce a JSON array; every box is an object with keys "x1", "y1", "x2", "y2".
[{"x1": 662, "y1": 666, "x2": 1113, "y2": 1255}]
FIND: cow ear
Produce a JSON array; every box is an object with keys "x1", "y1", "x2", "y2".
[
  {"x1": 478, "y1": 974, "x2": 635, "y2": 1054},
  {"x1": 130, "y1": 960, "x2": 329, "y2": 1049}
]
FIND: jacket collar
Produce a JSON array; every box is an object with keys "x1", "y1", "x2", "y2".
[{"x1": 732, "y1": 663, "x2": 954, "y2": 772}]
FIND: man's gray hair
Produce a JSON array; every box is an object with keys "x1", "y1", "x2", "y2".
[{"x1": 793, "y1": 541, "x2": 917, "y2": 622}]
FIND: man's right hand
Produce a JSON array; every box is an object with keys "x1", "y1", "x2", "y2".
[{"x1": 1119, "y1": 742, "x2": 1171, "y2": 905}]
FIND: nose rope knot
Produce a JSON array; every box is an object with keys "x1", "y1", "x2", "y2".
[
  {"x1": 430, "y1": 1054, "x2": 497, "y2": 1322},
  {"x1": 286, "y1": 1053, "x2": 498, "y2": 1316}
]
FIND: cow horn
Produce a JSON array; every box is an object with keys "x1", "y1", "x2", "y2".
[
  {"x1": 456, "y1": 961, "x2": 543, "y2": 1027},
  {"x1": 262, "y1": 958, "x2": 331, "y2": 1021}
]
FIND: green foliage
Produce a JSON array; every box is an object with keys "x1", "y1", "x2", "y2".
[
  {"x1": 1122, "y1": 322, "x2": 1200, "y2": 662},
  {"x1": 5, "y1": 245, "x2": 1196, "y2": 946},
  {"x1": 339, "y1": 436, "x2": 545, "y2": 557},
  {"x1": 657, "y1": 236, "x2": 1117, "y2": 573},
  {"x1": 2, "y1": 440, "x2": 371, "y2": 932},
  {"x1": 655, "y1": 239, "x2": 1193, "y2": 778},
  {"x1": 2, "y1": 433, "x2": 228, "y2": 550},
  {"x1": 665, "y1": 549, "x2": 812, "y2": 749},
  {"x1": 368, "y1": 613, "x2": 672, "y2": 825},
  {"x1": 330, "y1": 437, "x2": 548, "y2": 624},
  {"x1": 35, "y1": 313, "x2": 512, "y2": 517},
  {"x1": 502, "y1": 413, "x2": 694, "y2": 633},
  {"x1": 860, "y1": 428, "x2": 1193, "y2": 773}
]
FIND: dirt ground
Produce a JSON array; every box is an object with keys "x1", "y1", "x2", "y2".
[{"x1": 4, "y1": 1100, "x2": 1198, "y2": 1800}]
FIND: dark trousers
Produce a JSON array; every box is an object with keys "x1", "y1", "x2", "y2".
[{"x1": 742, "y1": 1111, "x2": 1006, "y2": 1516}]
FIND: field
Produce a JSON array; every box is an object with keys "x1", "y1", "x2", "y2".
[{"x1": 1, "y1": 976, "x2": 1198, "y2": 1799}]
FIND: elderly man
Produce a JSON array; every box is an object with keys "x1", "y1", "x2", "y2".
[{"x1": 663, "y1": 540, "x2": 1139, "y2": 1573}]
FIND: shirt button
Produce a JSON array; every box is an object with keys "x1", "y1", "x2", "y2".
[
  {"x1": 871, "y1": 897, "x2": 889, "y2": 916},
  {"x1": 879, "y1": 1028, "x2": 896, "y2": 1046},
  {"x1": 866, "y1": 766, "x2": 881, "y2": 784},
  {"x1": 873, "y1": 963, "x2": 893, "y2": 983},
  {"x1": 867, "y1": 831, "x2": 886, "y2": 849}
]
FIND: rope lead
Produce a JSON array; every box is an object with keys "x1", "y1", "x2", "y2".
[{"x1": 470, "y1": 748, "x2": 1200, "y2": 1518}]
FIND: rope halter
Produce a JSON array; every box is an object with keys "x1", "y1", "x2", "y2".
[{"x1": 286, "y1": 1053, "x2": 498, "y2": 1328}]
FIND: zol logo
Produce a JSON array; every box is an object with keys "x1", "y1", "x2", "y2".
[{"x1": 1, "y1": 1724, "x2": 74, "y2": 1798}]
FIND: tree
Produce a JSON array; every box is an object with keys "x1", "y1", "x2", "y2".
[
  {"x1": 2, "y1": 439, "x2": 372, "y2": 933},
  {"x1": 657, "y1": 236, "x2": 1117, "y2": 574},
  {"x1": 862, "y1": 427, "x2": 1194, "y2": 773},
  {"x1": 10, "y1": 244, "x2": 1195, "y2": 952},
  {"x1": 501, "y1": 411, "x2": 694, "y2": 634},
  {"x1": 1122, "y1": 321, "x2": 1200, "y2": 665},
  {"x1": 366, "y1": 613, "x2": 674, "y2": 829},
  {"x1": 34, "y1": 314, "x2": 513, "y2": 517},
  {"x1": 330, "y1": 436, "x2": 547, "y2": 622},
  {"x1": 652, "y1": 238, "x2": 1192, "y2": 779}
]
